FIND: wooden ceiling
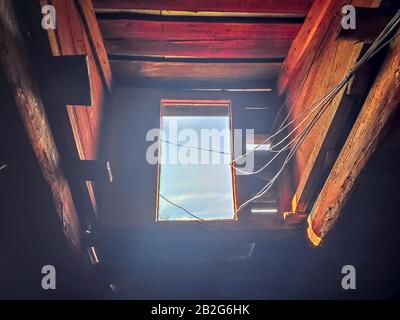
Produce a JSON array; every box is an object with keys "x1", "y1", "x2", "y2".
[{"x1": 93, "y1": 0, "x2": 313, "y2": 85}]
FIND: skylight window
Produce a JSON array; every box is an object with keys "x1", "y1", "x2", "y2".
[{"x1": 157, "y1": 100, "x2": 236, "y2": 221}]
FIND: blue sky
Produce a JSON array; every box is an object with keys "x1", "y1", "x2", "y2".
[{"x1": 158, "y1": 116, "x2": 235, "y2": 221}]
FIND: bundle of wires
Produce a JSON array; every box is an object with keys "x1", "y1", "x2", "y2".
[
  {"x1": 234, "y1": 9, "x2": 400, "y2": 212},
  {"x1": 158, "y1": 10, "x2": 400, "y2": 220}
]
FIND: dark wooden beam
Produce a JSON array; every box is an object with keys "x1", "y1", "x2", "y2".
[
  {"x1": 96, "y1": 12, "x2": 305, "y2": 23},
  {"x1": 93, "y1": 0, "x2": 313, "y2": 18},
  {"x1": 44, "y1": 55, "x2": 92, "y2": 106},
  {"x1": 338, "y1": 7, "x2": 396, "y2": 42},
  {"x1": 67, "y1": 160, "x2": 113, "y2": 183},
  {"x1": 99, "y1": 19, "x2": 300, "y2": 59},
  {"x1": 307, "y1": 31, "x2": 400, "y2": 246},
  {"x1": 0, "y1": 0, "x2": 82, "y2": 253},
  {"x1": 41, "y1": 0, "x2": 107, "y2": 160},
  {"x1": 109, "y1": 55, "x2": 285, "y2": 63}
]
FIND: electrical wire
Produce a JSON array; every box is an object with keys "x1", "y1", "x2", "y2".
[
  {"x1": 157, "y1": 12, "x2": 400, "y2": 214},
  {"x1": 270, "y1": 14, "x2": 339, "y2": 134},
  {"x1": 159, "y1": 193, "x2": 206, "y2": 222},
  {"x1": 233, "y1": 16, "x2": 338, "y2": 164},
  {"x1": 233, "y1": 10, "x2": 400, "y2": 166},
  {"x1": 161, "y1": 139, "x2": 230, "y2": 155},
  {"x1": 236, "y1": 10, "x2": 400, "y2": 211}
]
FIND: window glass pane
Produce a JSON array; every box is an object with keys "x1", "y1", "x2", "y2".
[{"x1": 158, "y1": 116, "x2": 235, "y2": 221}]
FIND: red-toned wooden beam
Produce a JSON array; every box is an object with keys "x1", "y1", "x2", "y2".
[
  {"x1": 278, "y1": 0, "x2": 344, "y2": 94},
  {"x1": 76, "y1": 0, "x2": 113, "y2": 92},
  {"x1": 93, "y1": 0, "x2": 313, "y2": 17},
  {"x1": 99, "y1": 20, "x2": 301, "y2": 58},
  {"x1": 43, "y1": 0, "x2": 105, "y2": 159}
]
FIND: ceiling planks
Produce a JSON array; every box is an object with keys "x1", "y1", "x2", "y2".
[
  {"x1": 111, "y1": 60, "x2": 282, "y2": 82},
  {"x1": 93, "y1": 0, "x2": 313, "y2": 17},
  {"x1": 94, "y1": 0, "x2": 313, "y2": 84},
  {"x1": 99, "y1": 20, "x2": 301, "y2": 59}
]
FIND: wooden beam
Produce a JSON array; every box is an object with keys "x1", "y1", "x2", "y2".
[
  {"x1": 43, "y1": 0, "x2": 106, "y2": 159},
  {"x1": 44, "y1": 55, "x2": 92, "y2": 106},
  {"x1": 279, "y1": 0, "x2": 383, "y2": 217},
  {"x1": 0, "y1": 0, "x2": 81, "y2": 253},
  {"x1": 67, "y1": 160, "x2": 113, "y2": 183},
  {"x1": 98, "y1": 19, "x2": 301, "y2": 59},
  {"x1": 40, "y1": 0, "x2": 113, "y2": 220},
  {"x1": 76, "y1": 0, "x2": 113, "y2": 91},
  {"x1": 93, "y1": 0, "x2": 313, "y2": 18},
  {"x1": 109, "y1": 56, "x2": 285, "y2": 63},
  {"x1": 111, "y1": 60, "x2": 282, "y2": 81},
  {"x1": 116, "y1": 78, "x2": 276, "y2": 90},
  {"x1": 96, "y1": 12, "x2": 305, "y2": 23},
  {"x1": 278, "y1": 0, "x2": 344, "y2": 94},
  {"x1": 307, "y1": 31, "x2": 400, "y2": 246},
  {"x1": 279, "y1": 0, "x2": 383, "y2": 94}
]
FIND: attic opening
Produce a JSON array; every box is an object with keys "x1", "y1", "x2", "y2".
[{"x1": 156, "y1": 99, "x2": 237, "y2": 222}]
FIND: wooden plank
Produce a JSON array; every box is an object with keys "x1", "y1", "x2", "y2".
[
  {"x1": 278, "y1": 0, "x2": 344, "y2": 94},
  {"x1": 42, "y1": 0, "x2": 112, "y2": 217},
  {"x1": 99, "y1": 19, "x2": 300, "y2": 58},
  {"x1": 117, "y1": 78, "x2": 276, "y2": 89},
  {"x1": 44, "y1": 0, "x2": 106, "y2": 160},
  {"x1": 105, "y1": 40, "x2": 290, "y2": 60},
  {"x1": 76, "y1": 0, "x2": 113, "y2": 91},
  {"x1": 93, "y1": 0, "x2": 313, "y2": 17},
  {"x1": 111, "y1": 60, "x2": 282, "y2": 81},
  {"x1": 279, "y1": 0, "x2": 382, "y2": 94},
  {"x1": 279, "y1": 0, "x2": 382, "y2": 215},
  {"x1": 307, "y1": 31, "x2": 400, "y2": 246},
  {"x1": 0, "y1": 0, "x2": 81, "y2": 253},
  {"x1": 99, "y1": 20, "x2": 301, "y2": 41}
]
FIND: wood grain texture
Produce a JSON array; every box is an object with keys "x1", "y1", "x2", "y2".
[
  {"x1": 278, "y1": 0, "x2": 384, "y2": 215},
  {"x1": 76, "y1": 0, "x2": 113, "y2": 91},
  {"x1": 99, "y1": 19, "x2": 301, "y2": 58},
  {"x1": 308, "y1": 31, "x2": 400, "y2": 244},
  {"x1": 93, "y1": 0, "x2": 313, "y2": 17},
  {"x1": 279, "y1": 0, "x2": 382, "y2": 93},
  {"x1": 278, "y1": 0, "x2": 343, "y2": 94},
  {"x1": 0, "y1": 0, "x2": 81, "y2": 253},
  {"x1": 111, "y1": 60, "x2": 282, "y2": 81},
  {"x1": 44, "y1": 0, "x2": 105, "y2": 160}
]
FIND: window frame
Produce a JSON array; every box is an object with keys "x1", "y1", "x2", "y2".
[{"x1": 155, "y1": 99, "x2": 238, "y2": 222}]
